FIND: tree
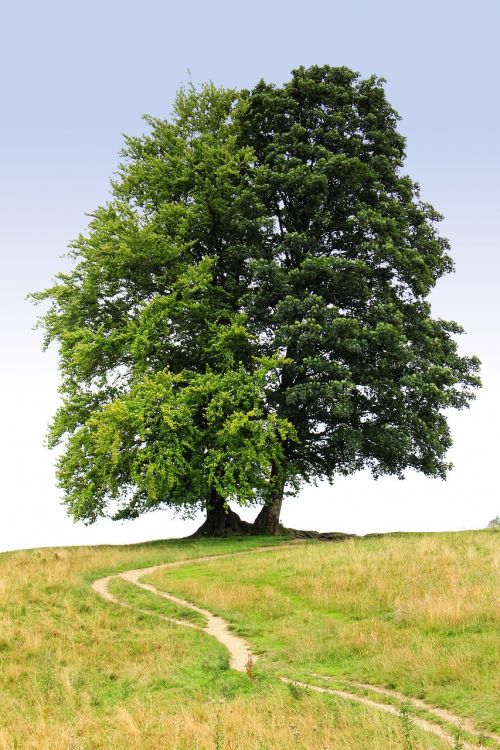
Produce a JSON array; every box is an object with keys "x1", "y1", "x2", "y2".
[
  {"x1": 33, "y1": 68, "x2": 480, "y2": 536},
  {"x1": 236, "y1": 65, "x2": 481, "y2": 533},
  {"x1": 33, "y1": 83, "x2": 293, "y2": 534}
]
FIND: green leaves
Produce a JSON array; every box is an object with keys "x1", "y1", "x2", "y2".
[
  {"x1": 58, "y1": 362, "x2": 293, "y2": 523},
  {"x1": 237, "y1": 64, "x2": 480, "y2": 485},
  {"x1": 33, "y1": 67, "x2": 480, "y2": 526}
]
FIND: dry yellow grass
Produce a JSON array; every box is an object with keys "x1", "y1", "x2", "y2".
[
  {"x1": 0, "y1": 532, "x2": 495, "y2": 748},
  {"x1": 0, "y1": 680, "x2": 447, "y2": 750},
  {"x1": 147, "y1": 531, "x2": 500, "y2": 734}
]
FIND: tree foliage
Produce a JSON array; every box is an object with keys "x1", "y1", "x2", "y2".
[
  {"x1": 33, "y1": 67, "x2": 480, "y2": 533},
  {"x1": 238, "y1": 66, "x2": 480, "y2": 492},
  {"x1": 33, "y1": 84, "x2": 293, "y2": 524}
]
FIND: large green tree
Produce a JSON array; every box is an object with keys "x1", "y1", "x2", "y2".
[
  {"x1": 238, "y1": 66, "x2": 480, "y2": 532},
  {"x1": 34, "y1": 67, "x2": 480, "y2": 536}
]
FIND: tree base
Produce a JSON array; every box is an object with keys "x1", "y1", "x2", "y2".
[
  {"x1": 189, "y1": 492, "x2": 357, "y2": 539},
  {"x1": 190, "y1": 509, "x2": 356, "y2": 541},
  {"x1": 189, "y1": 506, "x2": 254, "y2": 538},
  {"x1": 252, "y1": 501, "x2": 282, "y2": 536}
]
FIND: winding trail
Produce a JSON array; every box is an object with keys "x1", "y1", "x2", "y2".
[{"x1": 92, "y1": 546, "x2": 499, "y2": 749}]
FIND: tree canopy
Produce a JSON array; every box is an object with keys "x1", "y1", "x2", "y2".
[{"x1": 33, "y1": 66, "x2": 480, "y2": 535}]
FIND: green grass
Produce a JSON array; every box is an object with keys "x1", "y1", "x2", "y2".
[
  {"x1": 0, "y1": 531, "x2": 496, "y2": 749},
  {"x1": 146, "y1": 530, "x2": 500, "y2": 735},
  {"x1": 108, "y1": 576, "x2": 207, "y2": 626}
]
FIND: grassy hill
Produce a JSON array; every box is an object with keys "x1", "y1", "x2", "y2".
[{"x1": 0, "y1": 531, "x2": 497, "y2": 749}]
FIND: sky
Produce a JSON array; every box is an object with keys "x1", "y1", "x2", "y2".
[{"x1": 0, "y1": 0, "x2": 498, "y2": 552}]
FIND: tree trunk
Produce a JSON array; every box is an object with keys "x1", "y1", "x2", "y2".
[
  {"x1": 252, "y1": 476, "x2": 285, "y2": 536},
  {"x1": 252, "y1": 497, "x2": 283, "y2": 535},
  {"x1": 190, "y1": 488, "x2": 252, "y2": 537}
]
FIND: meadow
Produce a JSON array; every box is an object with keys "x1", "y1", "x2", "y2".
[{"x1": 0, "y1": 531, "x2": 497, "y2": 749}]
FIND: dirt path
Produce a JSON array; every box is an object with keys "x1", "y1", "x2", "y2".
[
  {"x1": 92, "y1": 546, "x2": 287, "y2": 670},
  {"x1": 92, "y1": 546, "x2": 498, "y2": 749},
  {"x1": 311, "y1": 676, "x2": 500, "y2": 744}
]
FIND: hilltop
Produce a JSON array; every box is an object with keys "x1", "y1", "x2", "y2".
[{"x1": 0, "y1": 530, "x2": 498, "y2": 749}]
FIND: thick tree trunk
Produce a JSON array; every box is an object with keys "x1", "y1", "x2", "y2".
[
  {"x1": 189, "y1": 486, "x2": 356, "y2": 540},
  {"x1": 190, "y1": 488, "x2": 252, "y2": 538},
  {"x1": 252, "y1": 496, "x2": 283, "y2": 535},
  {"x1": 251, "y1": 473, "x2": 286, "y2": 536}
]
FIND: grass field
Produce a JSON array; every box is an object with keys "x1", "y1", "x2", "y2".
[{"x1": 0, "y1": 531, "x2": 497, "y2": 749}]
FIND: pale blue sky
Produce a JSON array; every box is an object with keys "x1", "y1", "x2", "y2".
[{"x1": 1, "y1": 0, "x2": 498, "y2": 550}]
